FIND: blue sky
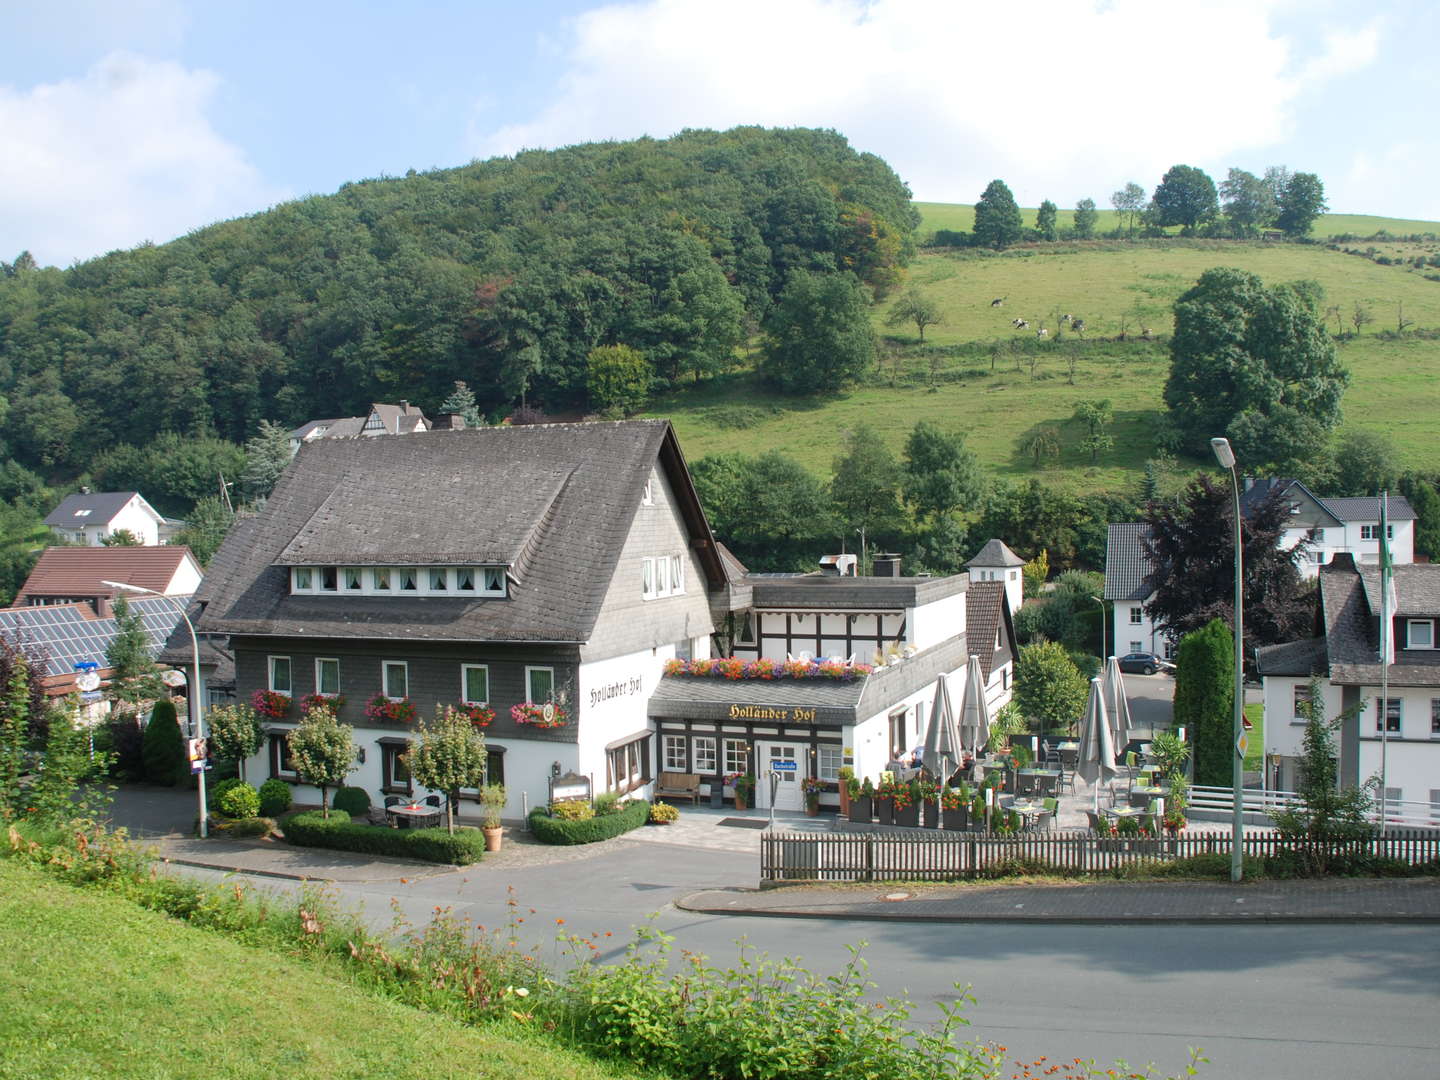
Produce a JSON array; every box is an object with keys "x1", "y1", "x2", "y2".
[{"x1": 3, "y1": 0, "x2": 1436, "y2": 267}]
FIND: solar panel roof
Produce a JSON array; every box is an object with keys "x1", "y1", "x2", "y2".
[{"x1": 0, "y1": 596, "x2": 187, "y2": 677}]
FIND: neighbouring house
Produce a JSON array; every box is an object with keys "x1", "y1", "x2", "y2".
[
  {"x1": 0, "y1": 594, "x2": 190, "y2": 721},
  {"x1": 1104, "y1": 485, "x2": 1416, "y2": 661},
  {"x1": 964, "y1": 538, "x2": 1026, "y2": 618},
  {"x1": 192, "y1": 419, "x2": 1009, "y2": 820},
  {"x1": 14, "y1": 546, "x2": 203, "y2": 613},
  {"x1": 44, "y1": 491, "x2": 170, "y2": 546},
  {"x1": 287, "y1": 400, "x2": 431, "y2": 455},
  {"x1": 1256, "y1": 553, "x2": 1440, "y2": 822}
]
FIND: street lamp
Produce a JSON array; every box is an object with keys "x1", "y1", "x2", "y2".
[
  {"x1": 102, "y1": 581, "x2": 209, "y2": 838},
  {"x1": 1209, "y1": 438, "x2": 1245, "y2": 883},
  {"x1": 1092, "y1": 595, "x2": 1107, "y2": 660}
]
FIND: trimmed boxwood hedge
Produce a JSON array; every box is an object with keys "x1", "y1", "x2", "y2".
[
  {"x1": 527, "y1": 799, "x2": 650, "y2": 845},
  {"x1": 282, "y1": 810, "x2": 485, "y2": 865}
]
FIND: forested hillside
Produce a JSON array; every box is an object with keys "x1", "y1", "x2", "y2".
[{"x1": 0, "y1": 126, "x2": 917, "y2": 473}]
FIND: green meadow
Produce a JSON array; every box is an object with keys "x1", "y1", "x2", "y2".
[{"x1": 652, "y1": 224, "x2": 1440, "y2": 493}]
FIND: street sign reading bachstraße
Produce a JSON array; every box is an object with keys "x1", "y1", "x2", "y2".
[{"x1": 771, "y1": 760, "x2": 797, "y2": 772}]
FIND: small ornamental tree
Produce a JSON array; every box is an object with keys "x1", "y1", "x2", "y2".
[
  {"x1": 1172, "y1": 619, "x2": 1233, "y2": 787},
  {"x1": 29, "y1": 699, "x2": 108, "y2": 824},
  {"x1": 1013, "y1": 640, "x2": 1088, "y2": 735},
  {"x1": 142, "y1": 699, "x2": 187, "y2": 787},
  {"x1": 0, "y1": 649, "x2": 30, "y2": 820},
  {"x1": 106, "y1": 596, "x2": 164, "y2": 710},
  {"x1": 207, "y1": 702, "x2": 264, "y2": 783},
  {"x1": 287, "y1": 701, "x2": 357, "y2": 817},
  {"x1": 404, "y1": 706, "x2": 490, "y2": 833}
]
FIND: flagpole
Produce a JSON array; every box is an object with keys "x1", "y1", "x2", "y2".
[{"x1": 1379, "y1": 491, "x2": 1392, "y2": 834}]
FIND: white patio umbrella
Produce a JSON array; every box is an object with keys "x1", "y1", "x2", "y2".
[
  {"x1": 956, "y1": 654, "x2": 992, "y2": 760},
  {"x1": 921, "y1": 674, "x2": 963, "y2": 786},
  {"x1": 1075, "y1": 676, "x2": 1117, "y2": 809},
  {"x1": 1102, "y1": 655, "x2": 1134, "y2": 759}
]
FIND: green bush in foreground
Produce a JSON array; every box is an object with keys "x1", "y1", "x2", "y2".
[
  {"x1": 216, "y1": 781, "x2": 260, "y2": 819},
  {"x1": 331, "y1": 786, "x2": 371, "y2": 817},
  {"x1": 527, "y1": 799, "x2": 649, "y2": 845},
  {"x1": 211, "y1": 816, "x2": 276, "y2": 839},
  {"x1": 257, "y1": 778, "x2": 291, "y2": 817},
  {"x1": 283, "y1": 809, "x2": 484, "y2": 864}
]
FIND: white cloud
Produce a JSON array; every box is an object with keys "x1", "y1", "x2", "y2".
[
  {"x1": 0, "y1": 52, "x2": 286, "y2": 267},
  {"x1": 472, "y1": 0, "x2": 1378, "y2": 209}
]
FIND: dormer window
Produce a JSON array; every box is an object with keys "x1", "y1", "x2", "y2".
[
  {"x1": 294, "y1": 567, "x2": 313, "y2": 590},
  {"x1": 429, "y1": 568, "x2": 448, "y2": 591},
  {"x1": 290, "y1": 564, "x2": 508, "y2": 598},
  {"x1": 399, "y1": 569, "x2": 418, "y2": 591},
  {"x1": 320, "y1": 567, "x2": 338, "y2": 591},
  {"x1": 456, "y1": 568, "x2": 475, "y2": 591},
  {"x1": 74, "y1": 509, "x2": 92, "y2": 518},
  {"x1": 343, "y1": 568, "x2": 363, "y2": 591},
  {"x1": 482, "y1": 568, "x2": 504, "y2": 592},
  {"x1": 373, "y1": 567, "x2": 391, "y2": 590},
  {"x1": 642, "y1": 475, "x2": 654, "y2": 506},
  {"x1": 363, "y1": 411, "x2": 385, "y2": 433},
  {"x1": 1407, "y1": 620, "x2": 1435, "y2": 650}
]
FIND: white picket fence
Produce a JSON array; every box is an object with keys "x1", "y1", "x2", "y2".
[{"x1": 1189, "y1": 785, "x2": 1439, "y2": 830}]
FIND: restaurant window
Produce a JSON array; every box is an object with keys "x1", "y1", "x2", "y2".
[
  {"x1": 526, "y1": 666, "x2": 554, "y2": 703},
  {"x1": 817, "y1": 745, "x2": 842, "y2": 782},
  {"x1": 693, "y1": 736, "x2": 717, "y2": 774},
  {"x1": 381, "y1": 743, "x2": 412, "y2": 795},
  {"x1": 1292, "y1": 684, "x2": 1312, "y2": 724},
  {"x1": 382, "y1": 661, "x2": 408, "y2": 700},
  {"x1": 888, "y1": 709, "x2": 907, "y2": 760},
  {"x1": 268, "y1": 656, "x2": 292, "y2": 694},
  {"x1": 607, "y1": 734, "x2": 650, "y2": 794},
  {"x1": 315, "y1": 657, "x2": 340, "y2": 697},
  {"x1": 485, "y1": 749, "x2": 504, "y2": 788},
  {"x1": 663, "y1": 734, "x2": 688, "y2": 772},
  {"x1": 723, "y1": 738, "x2": 747, "y2": 776},
  {"x1": 1375, "y1": 697, "x2": 1401, "y2": 734},
  {"x1": 736, "y1": 612, "x2": 756, "y2": 645},
  {"x1": 269, "y1": 731, "x2": 299, "y2": 780},
  {"x1": 462, "y1": 664, "x2": 489, "y2": 704}
]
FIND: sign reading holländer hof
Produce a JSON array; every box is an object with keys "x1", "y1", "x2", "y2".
[{"x1": 728, "y1": 704, "x2": 816, "y2": 722}]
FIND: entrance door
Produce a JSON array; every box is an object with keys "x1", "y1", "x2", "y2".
[{"x1": 757, "y1": 741, "x2": 804, "y2": 811}]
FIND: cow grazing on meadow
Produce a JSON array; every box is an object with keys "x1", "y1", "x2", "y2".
[
  {"x1": 1036, "y1": 328, "x2": 1049, "y2": 339},
  {"x1": 991, "y1": 297, "x2": 1006, "y2": 307},
  {"x1": 1011, "y1": 318, "x2": 1029, "y2": 330}
]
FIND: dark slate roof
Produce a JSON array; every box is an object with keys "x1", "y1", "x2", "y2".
[
  {"x1": 1237, "y1": 478, "x2": 1341, "y2": 526},
  {"x1": 745, "y1": 572, "x2": 968, "y2": 610},
  {"x1": 1104, "y1": 524, "x2": 1155, "y2": 601},
  {"x1": 1320, "y1": 557, "x2": 1440, "y2": 686},
  {"x1": 1255, "y1": 636, "x2": 1328, "y2": 677},
  {"x1": 288, "y1": 419, "x2": 339, "y2": 441},
  {"x1": 195, "y1": 420, "x2": 725, "y2": 645},
  {"x1": 964, "y1": 580, "x2": 1011, "y2": 682},
  {"x1": 1356, "y1": 564, "x2": 1440, "y2": 617},
  {"x1": 1318, "y1": 495, "x2": 1416, "y2": 523},
  {"x1": 44, "y1": 491, "x2": 146, "y2": 527},
  {"x1": 0, "y1": 595, "x2": 188, "y2": 678},
  {"x1": 964, "y1": 538, "x2": 1025, "y2": 568}
]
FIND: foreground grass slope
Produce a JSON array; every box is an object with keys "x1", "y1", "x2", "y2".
[{"x1": 0, "y1": 859, "x2": 634, "y2": 1080}]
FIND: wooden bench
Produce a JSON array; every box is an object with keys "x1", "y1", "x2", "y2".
[{"x1": 655, "y1": 771, "x2": 701, "y2": 804}]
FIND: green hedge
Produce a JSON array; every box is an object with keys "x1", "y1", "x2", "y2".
[
  {"x1": 282, "y1": 811, "x2": 485, "y2": 865},
  {"x1": 527, "y1": 799, "x2": 649, "y2": 845}
]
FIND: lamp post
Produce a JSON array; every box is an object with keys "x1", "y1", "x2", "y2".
[
  {"x1": 1209, "y1": 438, "x2": 1245, "y2": 883},
  {"x1": 102, "y1": 581, "x2": 208, "y2": 837},
  {"x1": 1092, "y1": 595, "x2": 1107, "y2": 661}
]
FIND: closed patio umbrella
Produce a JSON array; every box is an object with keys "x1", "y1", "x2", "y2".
[
  {"x1": 921, "y1": 673, "x2": 962, "y2": 786},
  {"x1": 1102, "y1": 655, "x2": 1134, "y2": 762},
  {"x1": 1075, "y1": 676, "x2": 1117, "y2": 809},
  {"x1": 956, "y1": 654, "x2": 992, "y2": 760}
]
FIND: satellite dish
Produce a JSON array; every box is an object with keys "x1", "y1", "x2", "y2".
[
  {"x1": 75, "y1": 671, "x2": 101, "y2": 692},
  {"x1": 162, "y1": 669, "x2": 187, "y2": 688}
]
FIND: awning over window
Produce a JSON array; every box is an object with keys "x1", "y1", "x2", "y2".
[{"x1": 604, "y1": 729, "x2": 651, "y2": 753}]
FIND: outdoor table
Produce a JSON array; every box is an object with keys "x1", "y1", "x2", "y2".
[
  {"x1": 1056, "y1": 742, "x2": 1078, "y2": 752},
  {"x1": 1128, "y1": 785, "x2": 1168, "y2": 808},
  {"x1": 1105, "y1": 805, "x2": 1148, "y2": 819},
  {"x1": 1017, "y1": 768, "x2": 1060, "y2": 777},
  {"x1": 1008, "y1": 799, "x2": 1050, "y2": 830},
  {"x1": 386, "y1": 803, "x2": 441, "y2": 828}
]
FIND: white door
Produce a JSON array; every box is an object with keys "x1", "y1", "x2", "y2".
[{"x1": 757, "y1": 741, "x2": 804, "y2": 811}]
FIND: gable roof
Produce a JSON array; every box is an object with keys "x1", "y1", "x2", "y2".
[
  {"x1": 1238, "y1": 478, "x2": 1342, "y2": 526},
  {"x1": 1317, "y1": 496, "x2": 1416, "y2": 523},
  {"x1": 0, "y1": 595, "x2": 187, "y2": 679},
  {"x1": 195, "y1": 420, "x2": 726, "y2": 645},
  {"x1": 1318, "y1": 556, "x2": 1440, "y2": 686},
  {"x1": 1104, "y1": 523, "x2": 1155, "y2": 601},
  {"x1": 44, "y1": 491, "x2": 157, "y2": 528},
  {"x1": 965, "y1": 538, "x2": 1025, "y2": 568},
  {"x1": 964, "y1": 579, "x2": 1015, "y2": 682},
  {"x1": 14, "y1": 546, "x2": 200, "y2": 604}
]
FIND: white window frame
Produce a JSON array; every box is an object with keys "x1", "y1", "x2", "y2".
[
  {"x1": 382, "y1": 661, "x2": 409, "y2": 701},
  {"x1": 289, "y1": 565, "x2": 506, "y2": 598},
  {"x1": 671, "y1": 554, "x2": 685, "y2": 595},
  {"x1": 1361, "y1": 524, "x2": 1394, "y2": 541},
  {"x1": 1129, "y1": 607, "x2": 1143, "y2": 625},
  {"x1": 1292, "y1": 683, "x2": 1312, "y2": 725},
  {"x1": 1375, "y1": 696, "x2": 1401, "y2": 734},
  {"x1": 1406, "y1": 619, "x2": 1434, "y2": 650},
  {"x1": 663, "y1": 734, "x2": 688, "y2": 772},
  {"x1": 292, "y1": 567, "x2": 313, "y2": 592},
  {"x1": 461, "y1": 664, "x2": 489, "y2": 705},
  {"x1": 693, "y1": 736, "x2": 717, "y2": 774},
  {"x1": 817, "y1": 745, "x2": 842, "y2": 782},
  {"x1": 723, "y1": 738, "x2": 748, "y2": 776},
  {"x1": 1431, "y1": 698, "x2": 1440, "y2": 737},
  {"x1": 315, "y1": 657, "x2": 340, "y2": 697},
  {"x1": 268, "y1": 656, "x2": 292, "y2": 694},
  {"x1": 642, "y1": 557, "x2": 656, "y2": 600},
  {"x1": 656, "y1": 556, "x2": 669, "y2": 596},
  {"x1": 1129, "y1": 640, "x2": 1143, "y2": 654},
  {"x1": 526, "y1": 666, "x2": 555, "y2": 703},
  {"x1": 342, "y1": 567, "x2": 364, "y2": 591}
]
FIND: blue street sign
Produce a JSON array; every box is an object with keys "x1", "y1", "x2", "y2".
[{"x1": 771, "y1": 760, "x2": 797, "y2": 772}]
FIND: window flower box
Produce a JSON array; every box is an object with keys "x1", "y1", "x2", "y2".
[
  {"x1": 456, "y1": 702, "x2": 495, "y2": 728},
  {"x1": 511, "y1": 701, "x2": 568, "y2": 729},
  {"x1": 300, "y1": 693, "x2": 345, "y2": 718},
  {"x1": 365, "y1": 694, "x2": 417, "y2": 724},
  {"x1": 663, "y1": 656, "x2": 873, "y2": 683},
  {"x1": 251, "y1": 689, "x2": 291, "y2": 721}
]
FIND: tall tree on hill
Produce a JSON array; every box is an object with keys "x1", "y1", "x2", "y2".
[
  {"x1": 830, "y1": 423, "x2": 903, "y2": 564},
  {"x1": 1142, "y1": 474, "x2": 1312, "y2": 650},
  {"x1": 242, "y1": 419, "x2": 293, "y2": 501},
  {"x1": 902, "y1": 422, "x2": 983, "y2": 523},
  {"x1": 1151, "y1": 165, "x2": 1219, "y2": 234},
  {"x1": 437, "y1": 380, "x2": 483, "y2": 427},
  {"x1": 1110, "y1": 183, "x2": 1146, "y2": 238},
  {"x1": 1163, "y1": 267, "x2": 1348, "y2": 469},
  {"x1": 973, "y1": 180, "x2": 1024, "y2": 250},
  {"x1": 1072, "y1": 198, "x2": 1098, "y2": 240},
  {"x1": 883, "y1": 286, "x2": 943, "y2": 342},
  {"x1": 1276, "y1": 172, "x2": 1328, "y2": 238},
  {"x1": 1036, "y1": 200, "x2": 1058, "y2": 242},
  {"x1": 1220, "y1": 168, "x2": 1276, "y2": 238},
  {"x1": 761, "y1": 270, "x2": 875, "y2": 392}
]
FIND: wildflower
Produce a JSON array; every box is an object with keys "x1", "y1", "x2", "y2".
[{"x1": 556, "y1": 918, "x2": 565, "y2": 925}]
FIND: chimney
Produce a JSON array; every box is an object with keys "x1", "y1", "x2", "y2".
[
  {"x1": 1242, "y1": 476, "x2": 1256, "y2": 492},
  {"x1": 93, "y1": 595, "x2": 112, "y2": 618},
  {"x1": 432, "y1": 412, "x2": 467, "y2": 431},
  {"x1": 872, "y1": 554, "x2": 902, "y2": 578},
  {"x1": 818, "y1": 554, "x2": 857, "y2": 577},
  {"x1": 400, "y1": 399, "x2": 410, "y2": 411}
]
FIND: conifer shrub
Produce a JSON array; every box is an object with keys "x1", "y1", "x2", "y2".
[
  {"x1": 142, "y1": 701, "x2": 187, "y2": 786},
  {"x1": 1172, "y1": 619, "x2": 1234, "y2": 786}
]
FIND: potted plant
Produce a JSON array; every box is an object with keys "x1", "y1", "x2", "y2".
[
  {"x1": 510, "y1": 701, "x2": 568, "y2": 729},
  {"x1": 649, "y1": 802, "x2": 679, "y2": 825},
  {"x1": 893, "y1": 779, "x2": 920, "y2": 828},
  {"x1": 455, "y1": 702, "x2": 495, "y2": 727},
  {"x1": 970, "y1": 793, "x2": 988, "y2": 832},
  {"x1": 941, "y1": 786, "x2": 970, "y2": 831},
  {"x1": 837, "y1": 765, "x2": 854, "y2": 816},
  {"x1": 479, "y1": 784, "x2": 507, "y2": 851},
  {"x1": 849, "y1": 777, "x2": 873, "y2": 823},
  {"x1": 729, "y1": 772, "x2": 756, "y2": 810},
  {"x1": 874, "y1": 777, "x2": 896, "y2": 826},
  {"x1": 919, "y1": 778, "x2": 941, "y2": 829},
  {"x1": 801, "y1": 776, "x2": 823, "y2": 817}
]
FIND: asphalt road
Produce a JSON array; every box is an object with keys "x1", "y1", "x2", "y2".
[{"x1": 176, "y1": 838, "x2": 1440, "y2": 1080}]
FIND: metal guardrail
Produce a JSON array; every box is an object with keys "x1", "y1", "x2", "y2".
[{"x1": 1188, "y1": 785, "x2": 1438, "y2": 829}]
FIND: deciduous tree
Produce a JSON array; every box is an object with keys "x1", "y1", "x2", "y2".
[
  {"x1": 1110, "y1": 183, "x2": 1146, "y2": 238},
  {"x1": 830, "y1": 424, "x2": 903, "y2": 563},
  {"x1": 585, "y1": 344, "x2": 651, "y2": 415},
  {"x1": 902, "y1": 422, "x2": 982, "y2": 523},
  {"x1": 1014, "y1": 640, "x2": 1089, "y2": 734},
  {"x1": 1220, "y1": 168, "x2": 1276, "y2": 238},
  {"x1": 207, "y1": 702, "x2": 264, "y2": 783},
  {"x1": 404, "y1": 706, "x2": 490, "y2": 833},
  {"x1": 1072, "y1": 198, "x2": 1098, "y2": 240},
  {"x1": 1275, "y1": 172, "x2": 1328, "y2": 238},
  {"x1": 1151, "y1": 165, "x2": 1219, "y2": 234},
  {"x1": 973, "y1": 180, "x2": 1024, "y2": 250},
  {"x1": 883, "y1": 287, "x2": 943, "y2": 342},
  {"x1": 761, "y1": 270, "x2": 875, "y2": 392},
  {"x1": 287, "y1": 701, "x2": 356, "y2": 816},
  {"x1": 1035, "y1": 200, "x2": 1058, "y2": 242}
]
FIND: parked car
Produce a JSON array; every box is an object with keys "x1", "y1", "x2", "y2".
[{"x1": 1117, "y1": 652, "x2": 1174, "y2": 676}]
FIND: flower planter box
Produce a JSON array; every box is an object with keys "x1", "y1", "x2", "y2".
[
  {"x1": 847, "y1": 796, "x2": 872, "y2": 823},
  {"x1": 942, "y1": 807, "x2": 968, "y2": 832},
  {"x1": 922, "y1": 800, "x2": 940, "y2": 830},
  {"x1": 893, "y1": 802, "x2": 920, "y2": 828},
  {"x1": 875, "y1": 797, "x2": 894, "y2": 826}
]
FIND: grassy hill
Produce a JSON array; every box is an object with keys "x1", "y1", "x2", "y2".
[
  {"x1": 654, "y1": 226, "x2": 1440, "y2": 493},
  {"x1": 0, "y1": 858, "x2": 635, "y2": 1080}
]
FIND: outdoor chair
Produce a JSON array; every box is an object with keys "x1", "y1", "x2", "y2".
[
  {"x1": 1015, "y1": 773, "x2": 1037, "y2": 797},
  {"x1": 1085, "y1": 809, "x2": 1106, "y2": 834},
  {"x1": 1057, "y1": 767, "x2": 1076, "y2": 795},
  {"x1": 1058, "y1": 747, "x2": 1078, "y2": 770},
  {"x1": 1036, "y1": 774, "x2": 1059, "y2": 798},
  {"x1": 423, "y1": 794, "x2": 441, "y2": 807},
  {"x1": 1042, "y1": 797, "x2": 1059, "y2": 830}
]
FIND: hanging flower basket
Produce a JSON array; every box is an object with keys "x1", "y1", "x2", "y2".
[
  {"x1": 511, "y1": 701, "x2": 568, "y2": 729},
  {"x1": 365, "y1": 694, "x2": 417, "y2": 724},
  {"x1": 251, "y1": 689, "x2": 291, "y2": 721},
  {"x1": 300, "y1": 693, "x2": 345, "y2": 718},
  {"x1": 456, "y1": 702, "x2": 496, "y2": 727}
]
